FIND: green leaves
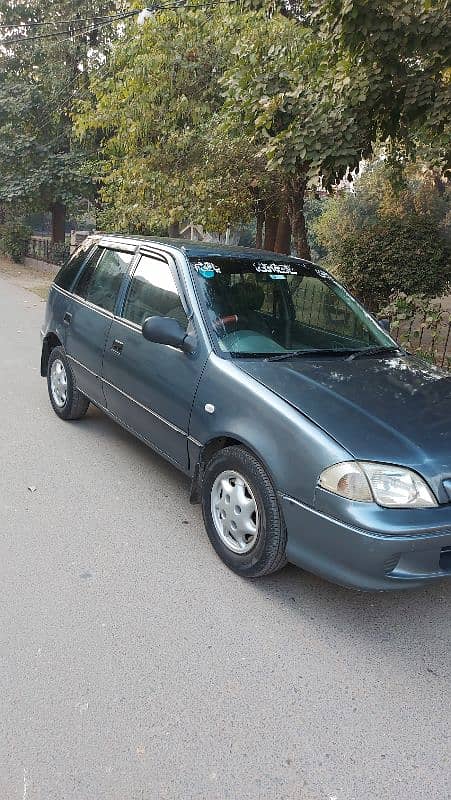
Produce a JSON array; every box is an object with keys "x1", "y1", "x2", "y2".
[
  {"x1": 313, "y1": 161, "x2": 451, "y2": 310},
  {"x1": 0, "y1": 221, "x2": 32, "y2": 263},
  {"x1": 313, "y1": 0, "x2": 450, "y2": 165},
  {"x1": 220, "y1": 11, "x2": 376, "y2": 187},
  {"x1": 75, "y1": 7, "x2": 275, "y2": 234},
  {"x1": 0, "y1": 0, "x2": 119, "y2": 225},
  {"x1": 68, "y1": 1, "x2": 448, "y2": 258}
]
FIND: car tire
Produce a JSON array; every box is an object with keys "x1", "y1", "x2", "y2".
[
  {"x1": 47, "y1": 346, "x2": 90, "y2": 420},
  {"x1": 201, "y1": 445, "x2": 287, "y2": 577}
]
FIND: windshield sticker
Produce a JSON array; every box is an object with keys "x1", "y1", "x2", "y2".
[
  {"x1": 192, "y1": 261, "x2": 222, "y2": 276},
  {"x1": 191, "y1": 259, "x2": 300, "y2": 276},
  {"x1": 269, "y1": 274, "x2": 287, "y2": 280},
  {"x1": 254, "y1": 262, "x2": 297, "y2": 274}
]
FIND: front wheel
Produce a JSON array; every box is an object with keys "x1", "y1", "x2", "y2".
[
  {"x1": 47, "y1": 346, "x2": 90, "y2": 420},
  {"x1": 201, "y1": 446, "x2": 287, "y2": 577}
]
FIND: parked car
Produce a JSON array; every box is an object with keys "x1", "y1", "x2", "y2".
[{"x1": 41, "y1": 235, "x2": 451, "y2": 590}]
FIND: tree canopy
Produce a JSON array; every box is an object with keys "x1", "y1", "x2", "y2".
[
  {"x1": 0, "y1": 0, "x2": 121, "y2": 240},
  {"x1": 75, "y1": 0, "x2": 450, "y2": 256},
  {"x1": 76, "y1": 7, "x2": 279, "y2": 239},
  {"x1": 1, "y1": 1, "x2": 449, "y2": 251},
  {"x1": 314, "y1": 0, "x2": 451, "y2": 171}
]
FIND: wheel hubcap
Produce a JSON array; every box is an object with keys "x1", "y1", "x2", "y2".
[
  {"x1": 211, "y1": 470, "x2": 259, "y2": 554},
  {"x1": 50, "y1": 359, "x2": 68, "y2": 408}
]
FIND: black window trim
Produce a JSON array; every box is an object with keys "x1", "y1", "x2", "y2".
[
  {"x1": 71, "y1": 244, "x2": 104, "y2": 298},
  {"x1": 53, "y1": 238, "x2": 100, "y2": 293},
  {"x1": 138, "y1": 246, "x2": 193, "y2": 317},
  {"x1": 115, "y1": 247, "x2": 192, "y2": 328},
  {"x1": 71, "y1": 245, "x2": 137, "y2": 316}
]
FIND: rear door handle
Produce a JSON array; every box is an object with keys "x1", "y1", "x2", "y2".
[
  {"x1": 111, "y1": 339, "x2": 124, "y2": 354},
  {"x1": 63, "y1": 311, "x2": 72, "y2": 325}
]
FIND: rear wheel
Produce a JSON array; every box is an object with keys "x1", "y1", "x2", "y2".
[
  {"x1": 47, "y1": 346, "x2": 90, "y2": 420},
  {"x1": 201, "y1": 446, "x2": 287, "y2": 577}
]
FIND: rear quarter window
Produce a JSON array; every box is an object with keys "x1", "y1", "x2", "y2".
[
  {"x1": 74, "y1": 247, "x2": 133, "y2": 313},
  {"x1": 54, "y1": 240, "x2": 96, "y2": 291}
]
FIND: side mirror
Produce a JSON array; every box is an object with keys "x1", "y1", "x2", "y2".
[
  {"x1": 142, "y1": 316, "x2": 195, "y2": 353},
  {"x1": 378, "y1": 317, "x2": 391, "y2": 333}
]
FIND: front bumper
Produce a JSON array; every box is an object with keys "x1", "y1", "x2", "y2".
[{"x1": 280, "y1": 494, "x2": 451, "y2": 591}]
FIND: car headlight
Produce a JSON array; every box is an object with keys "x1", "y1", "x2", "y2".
[{"x1": 319, "y1": 461, "x2": 437, "y2": 508}]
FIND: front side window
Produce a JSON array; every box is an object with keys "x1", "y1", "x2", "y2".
[
  {"x1": 122, "y1": 255, "x2": 188, "y2": 328},
  {"x1": 54, "y1": 239, "x2": 97, "y2": 291},
  {"x1": 74, "y1": 248, "x2": 133, "y2": 313},
  {"x1": 191, "y1": 257, "x2": 394, "y2": 358}
]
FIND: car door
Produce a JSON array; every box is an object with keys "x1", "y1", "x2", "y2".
[
  {"x1": 65, "y1": 245, "x2": 135, "y2": 405},
  {"x1": 101, "y1": 251, "x2": 208, "y2": 469}
]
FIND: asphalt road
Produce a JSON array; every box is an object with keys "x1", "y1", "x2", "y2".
[{"x1": 0, "y1": 274, "x2": 450, "y2": 800}]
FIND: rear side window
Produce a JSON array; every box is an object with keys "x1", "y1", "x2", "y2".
[
  {"x1": 54, "y1": 241, "x2": 95, "y2": 291},
  {"x1": 74, "y1": 248, "x2": 133, "y2": 313},
  {"x1": 122, "y1": 255, "x2": 188, "y2": 328}
]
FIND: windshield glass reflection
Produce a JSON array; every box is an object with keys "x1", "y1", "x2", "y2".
[{"x1": 191, "y1": 257, "x2": 394, "y2": 357}]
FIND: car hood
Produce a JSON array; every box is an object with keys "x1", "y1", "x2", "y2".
[{"x1": 239, "y1": 353, "x2": 451, "y2": 479}]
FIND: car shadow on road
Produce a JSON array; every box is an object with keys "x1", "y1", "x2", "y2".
[
  {"x1": 82, "y1": 405, "x2": 451, "y2": 663},
  {"x1": 81, "y1": 404, "x2": 192, "y2": 489},
  {"x1": 250, "y1": 563, "x2": 451, "y2": 676}
]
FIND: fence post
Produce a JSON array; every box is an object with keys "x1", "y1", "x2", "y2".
[{"x1": 441, "y1": 322, "x2": 451, "y2": 368}]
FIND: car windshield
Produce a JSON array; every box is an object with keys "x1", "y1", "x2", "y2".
[{"x1": 191, "y1": 256, "x2": 394, "y2": 357}]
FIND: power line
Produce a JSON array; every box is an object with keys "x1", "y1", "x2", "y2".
[
  {"x1": 0, "y1": 13, "x2": 140, "y2": 30},
  {"x1": 0, "y1": 12, "x2": 137, "y2": 45},
  {"x1": 4, "y1": 0, "x2": 241, "y2": 144},
  {"x1": 0, "y1": 1, "x2": 239, "y2": 43}
]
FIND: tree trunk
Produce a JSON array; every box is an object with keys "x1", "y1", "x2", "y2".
[
  {"x1": 168, "y1": 221, "x2": 180, "y2": 237},
  {"x1": 264, "y1": 201, "x2": 279, "y2": 251},
  {"x1": 255, "y1": 208, "x2": 264, "y2": 249},
  {"x1": 51, "y1": 201, "x2": 66, "y2": 244},
  {"x1": 274, "y1": 205, "x2": 291, "y2": 254},
  {"x1": 287, "y1": 175, "x2": 311, "y2": 260}
]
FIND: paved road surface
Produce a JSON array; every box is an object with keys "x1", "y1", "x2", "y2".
[{"x1": 0, "y1": 275, "x2": 450, "y2": 800}]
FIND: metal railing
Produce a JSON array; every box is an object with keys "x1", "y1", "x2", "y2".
[
  {"x1": 28, "y1": 236, "x2": 70, "y2": 265},
  {"x1": 293, "y1": 280, "x2": 451, "y2": 370},
  {"x1": 28, "y1": 235, "x2": 51, "y2": 262},
  {"x1": 391, "y1": 314, "x2": 451, "y2": 370}
]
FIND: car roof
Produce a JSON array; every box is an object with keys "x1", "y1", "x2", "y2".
[{"x1": 93, "y1": 233, "x2": 314, "y2": 265}]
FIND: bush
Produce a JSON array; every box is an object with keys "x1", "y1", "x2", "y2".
[
  {"x1": 0, "y1": 221, "x2": 32, "y2": 263},
  {"x1": 313, "y1": 162, "x2": 451, "y2": 312},
  {"x1": 304, "y1": 197, "x2": 328, "y2": 261},
  {"x1": 335, "y1": 216, "x2": 450, "y2": 311},
  {"x1": 47, "y1": 242, "x2": 70, "y2": 266}
]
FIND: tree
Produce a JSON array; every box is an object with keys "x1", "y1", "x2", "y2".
[
  {"x1": 0, "y1": 0, "x2": 121, "y2": 241},
  {"x1": 76, "y1": 6, "x2": 283, "y2": 240},
  {"x1": 312, "y1": 0, "x2": 451, "y2": 171},
  {"x1": 76, "y1": 5, "x2": 372, "y2": 253},
  {"x1": 221, "y1": 11, "x2": 377, "y2": 258},
  {"x1": 221, "y1": 0, "x2": 450, "y2": 258},
  {"x1": 75, "y1": 1, "x2": 450, "y2": 257}
]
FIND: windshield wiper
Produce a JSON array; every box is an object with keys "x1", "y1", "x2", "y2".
[
  {"x1": 266, "y1": 348, "x2": 356, "y2": 362},
  {"x1": 346, "y1": 346, "x2": 402, "y2": 361},
  {"x1": 230, "y1": 352, "x2": 277, "y2": 359}
]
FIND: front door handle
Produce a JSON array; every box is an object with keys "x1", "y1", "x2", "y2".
[
  {"x1": 63, "y1": 311, "x2": 72, "y2": 325},
  {"x1": 111, "y1": 339, "x2": 124, "y2": 354}
]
